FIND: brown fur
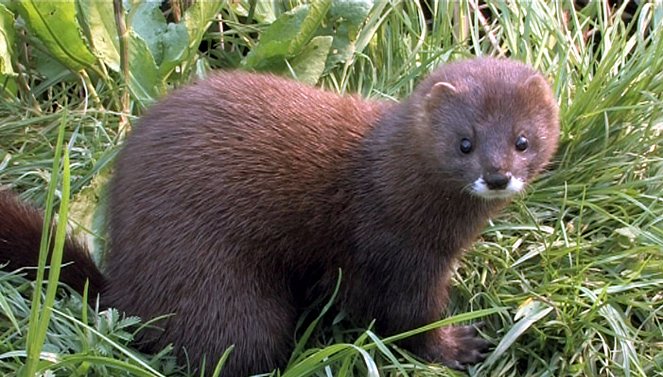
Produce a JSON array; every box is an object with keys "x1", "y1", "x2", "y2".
[
  {"x1": 0, "y1": 58, "x2": 559, "y2": 375},
  {"x1": 0, "y1": 191, "x2": 105, "y2": 297}
]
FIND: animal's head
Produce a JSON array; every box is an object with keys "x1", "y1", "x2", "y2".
[{"x1": 413, "y1": 58, "x2": 560, "y2": 200}]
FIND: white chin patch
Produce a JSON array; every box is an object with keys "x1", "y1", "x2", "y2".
[{"x1": 471, "y1": 176, "x2": 525, "y2": 200}]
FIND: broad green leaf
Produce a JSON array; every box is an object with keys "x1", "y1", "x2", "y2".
[
  {"x1": 242, "y1": 2, "x2": 332, "y2": 74},
  {"x1": 129, "y1": 1, "x2": 167, "y2": 64},
  {"x1": 230, "y1": 0, "x2": 285, "y2": 23},
  {"x1": 318, "y1": 0, "x2": 374, "y2": 70},
  {"x1": 129, "y1": 1, "x2": 191, "y2": 76},
  {"x1": 288, "y1": 0, "x2": 331, "y2": 56},
  {"x1": 69, "y1": 164, "x2": 114, "y2": 265},
  {"x1": 243, "y1": 6, "x2": 308, "y2": 70},
  {"x1": 78, "y1": 0, "x2": 120, "y2": 72},
  {"x1": 159, "y1": 22, "x2": 189, "y2": 76},
  {"x1": 183, "y1": 1, "x2": 224, "y2": 50},
  {"x1": 289, "y1": 36, "x2": 333, "y2": 85},
  {"x1": 14, "y1": 0, "x2": 96, "y2": 72},
  {"x1": 128, "y1": 31, "x2": 161, "y2": 107},
  {"x1": 0, "y1": 3, "x2": 16, "y2": 76},
  {"x1": 32, "y1": 48, "x2": 72, "y2": 83},
  {"x1": 244, "y1": 1, "x2": 371, "y2": 75}
]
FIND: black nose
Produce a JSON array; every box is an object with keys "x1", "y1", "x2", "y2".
[{"x1": 484, "y1": 173, "x2": 511, "y2": 190}]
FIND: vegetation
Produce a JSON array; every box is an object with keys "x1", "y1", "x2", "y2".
[{"x1": 0, "y1": 1, "x2": 661, "y2": 376}]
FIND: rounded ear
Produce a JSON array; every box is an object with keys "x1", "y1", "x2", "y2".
[
  {"x1": 426, "y1": 81, "x2": 459, "y2": 111},
  {"x1": 519, "y1": 75, "x2": 559, "y2": 120},
  {"x1": 519, "y1": 74, "x2": 552, "y2": 98}
]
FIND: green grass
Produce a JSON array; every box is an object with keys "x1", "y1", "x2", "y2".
[{"x1": 1, "y1": 1, "x2": 662, "y2": 376}]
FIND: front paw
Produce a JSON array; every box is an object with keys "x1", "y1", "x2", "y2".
[{"x1": 421, "y1": 324, "x2": 492, "y2": 370}]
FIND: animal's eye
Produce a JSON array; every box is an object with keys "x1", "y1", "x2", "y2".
[
  {"x1": 460, "y1": 138, "x2": 473, "y2": 154},
  {"x1": 515, "y1": 135, "x2": 528, "y2": 151}
]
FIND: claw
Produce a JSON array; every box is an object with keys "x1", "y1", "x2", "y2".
[
  {"x1": 445, "y1": 359, "x2": 466, "y2": 371},
  {"x1": 436, "y1": 323, "x2": 493, "y2": 368}
]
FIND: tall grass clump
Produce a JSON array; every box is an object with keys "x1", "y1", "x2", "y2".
[{"x1": 0, "y1": 1, "x2": 661, "y2": 376}]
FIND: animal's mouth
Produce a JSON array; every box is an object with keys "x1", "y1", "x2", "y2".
[{"x1": 470, "y1": 175, "x2": 525, "y2": 200}]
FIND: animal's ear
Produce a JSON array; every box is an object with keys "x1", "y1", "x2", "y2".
[
  {"x1": 519, "y1": 74, "x2": 557, "y2": 115},
  {"x1": 519, "y1": 74, "x2": 551, "y2": 98},
  {"x1": 426, "y1": 82, "x2": 459, "y2": 111}
]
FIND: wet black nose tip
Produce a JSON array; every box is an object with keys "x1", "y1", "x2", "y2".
[{"x1": 484, "y1": 173, "x2": 511, "y2": 190}]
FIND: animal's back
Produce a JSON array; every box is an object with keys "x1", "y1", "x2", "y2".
[{"x1": 103, "y1": 72, "x2": 385, "y2": 371}]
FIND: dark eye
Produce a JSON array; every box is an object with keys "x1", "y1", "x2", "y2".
[
  {"x1": 515, "y1": 135, "x2": 528, "y2": 151},
  {"x1": 460, "y1": 138, "x2": 473, "y2": 154}
]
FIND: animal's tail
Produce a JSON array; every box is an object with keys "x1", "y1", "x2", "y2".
[{"x1": 0, "y1": 190, "x2": 105, "y2": 297}]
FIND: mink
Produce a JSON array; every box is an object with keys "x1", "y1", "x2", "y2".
[{"x1": 0, "y1": 57, "x2": 560, "y2": 375}]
